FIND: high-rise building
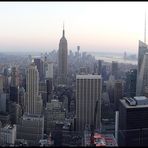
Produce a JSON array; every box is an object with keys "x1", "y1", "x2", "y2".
[
  {"x1": 25, "y1": 63, "x2": 43, "y2": 115},
  {"x1": 137, "y1": 52, "x2": 148, "y2": 96},
  {"x1": 44, "y1": 61, "x2": 53, "y2": 79},
  {"x1": 97, "y1": 60, "x2": 102, "y2": 75},
  {"x1": 34, "y1": 58, "x2": 44, "y2": 81},
  {"x1": 107, "y1": 75, "x2": 115, "y2": 103},
  {"x1": 136, "y1": 40, "x2": 148, "y2": 95},
  {"x1": 3, "y1": 68, "x2": 9, "y2": 93},
  {"x1": 0, "y1": 93, "x2": 6, "y2": 112},
  {"x1": 39, "y1": 81, "x2": 47, "y2": 107},
  {"x1": 44, "y1": 60, "x2": 53, "y2": 102},
  {"x1": 10, "y1": 66, "x2": 19, "y2": 103},
  {"x1": 58, "y1": 26, "x2": 68, "y2": 85},
  {"x1": 119, "y1": 96, "x2": 148, "y2": 146},
  {"x1": 111, "y1": 61, "x2": 118, "y2": 80},
  {"x1": 8, "y1": 101, "x2": 22, "y2": 124},
  {"x1": 18, "y1": 87, "x2": 26, "y2": 113},
  {"x1": 94, "y1": 60, "x2": 102, "y2": 75},
  {"x1": 76, "y1": 75, "x2": 102, "y2": 131},
  {"x1": 125, "y1": 69, "x2": 137, "y2": 97},
  {"x1": 0, "y1": 75, "x2": 4, "y2": 93},
  {"x1": 114, "y1": 80, "x2": 123, "y2": 111},
  {"x1": 10, "y1": 67, "x2": 19, "y2": 87}
]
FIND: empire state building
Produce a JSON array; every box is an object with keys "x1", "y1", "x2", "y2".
[{"x1": 58, "y1": 26, "x2": 68, "y2": 85}]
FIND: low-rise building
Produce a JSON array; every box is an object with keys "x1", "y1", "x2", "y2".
[
  {"x1": 0, "y1": 124, "x2": 16, "y2": 145},
  {"x1": 17, "y1": 113, "x2": 44, "y2": 146}
]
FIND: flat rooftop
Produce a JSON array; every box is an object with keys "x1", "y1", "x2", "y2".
[
  {"x1": 121, "y1": 96, "x2": 148, "y2": 108},
  {"x1": 76, "y1": 74, "x2": 101, "y2": 79},
  {"x1": 93, "y1": 133, "x2": 118, "y2": 147}
]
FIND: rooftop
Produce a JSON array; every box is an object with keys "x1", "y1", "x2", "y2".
[
  {"x1": 134, "y1": 96, "x2": 148, "y2": 103},
  {"x1": 121, "y1": 96, "x2": 148, "y2": 108},
  {"x1": 93, "y1": 133, "x2": 118, "y2": 147},
  {"x1": 76, "y1": 74, "x2": 101, "y2": 79}
]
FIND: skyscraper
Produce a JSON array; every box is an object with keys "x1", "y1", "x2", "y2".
[
  {"x1": 76, "y1": 75, "x2": 102, "y2": 131},
  {"x1": 25, "y1": 63, "x2": 42, "y2": 115},
  {"x1": 136, "y1": 40, "x2": 148, "y2": 96},
  {"x1": 58, "y1": 25, "x2": 68, "y2": 85},
  {"x1": 137, "y1": 51, "x2": 148, "y2": 96},
  {"x1": 111, "y1": 61, "x2": 118, "y2": 80},
  {"x1": 10, "y1": 66, "x2": 19, "y2": 103},
  {"x1": 34, "y1": 58, "x2": 44, "y2": 81},
  {"x1": 114, "y1": 80, "x2": 123, "y2": 111},
  {"x1": 119, "y1": 96, "x2": 148, "y2": 146},
  {"x1": 10, "y1": 67, "x2": 19, "y2": 87},
  {"x1": 94, "y1": 60, "x2": 102, "y2": 75},
  {"x1": 125, "y1": 69, "x2": 137, "y2": 97}
]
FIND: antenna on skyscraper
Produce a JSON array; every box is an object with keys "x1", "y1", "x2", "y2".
[
  {"x1": 62, "y1": 21, "x2": 65, "y2": 37},
  {"x1": 144, "y1": 10, "x2": 147, "y2": 44}
]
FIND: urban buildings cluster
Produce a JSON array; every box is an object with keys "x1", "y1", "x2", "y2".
[{"x1": 0, "y1": 26, "x2": 147, "y2": 147}]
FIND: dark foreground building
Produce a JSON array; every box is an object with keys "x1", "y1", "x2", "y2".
[{"x1": 119, "y1": 96, "x2": 148, "y2": 146}]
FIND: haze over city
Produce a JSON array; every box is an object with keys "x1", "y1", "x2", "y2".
[
  {"x1": 0, "y1": 2, "x2": 147, "y2": 53},
  {"x1": 1, "y1": 1, "x2": 148, "y2": 147}
]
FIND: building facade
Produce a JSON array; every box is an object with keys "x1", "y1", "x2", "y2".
[
  {"x1": 17, "y1": 114, "x2": 44, "y2": 146},
  {"x1": 58, "y1": 26, "x2": 68, "y2": 85},
  {"x1": 0, "y1": 124, "x2": 16, "y2": 145},
  {"x1": 119, "y1": 96, "x2": 148, "y2": 146},
  {"x1": 76, "y1": 75, "x2": 102, "y2": 131},
  {"x1": 111, "y1": 61, "x2": 118, "y2": 80},
  {"x1": 25, "y1": 63, "x2": 42, "y2": 115},
  {"x1": 136, "y1": 40, "x2": 148, "y2": 96},
  {"x1": 125, "y1": 69, "x2": 137, "y2": 97}
]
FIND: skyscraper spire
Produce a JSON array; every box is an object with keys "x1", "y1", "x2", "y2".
[
  {"x1": 63, "y1": 22, "x2": 65, "y2": 37},
  {"x1": 144, "y1": 10, "x2": 146, "y2": 44}
]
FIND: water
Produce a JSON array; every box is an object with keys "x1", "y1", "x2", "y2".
[{"x1": 90, "y1": 52, "x2": 137, "y2": 65}]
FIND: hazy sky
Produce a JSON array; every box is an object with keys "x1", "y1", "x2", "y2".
[{"x1": 0, "y1": 2, "x2": 148, "y2": 53}]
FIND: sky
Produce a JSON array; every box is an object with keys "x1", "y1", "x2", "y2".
[{"x1": 0, "y1": 2, "x2": 148, "y2": 54}]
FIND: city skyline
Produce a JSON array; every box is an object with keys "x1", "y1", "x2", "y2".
[{"x1": 0, "y1": 2, "x2": 148, "y2": 53}]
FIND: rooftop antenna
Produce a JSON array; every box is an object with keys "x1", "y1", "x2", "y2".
[
  {"x1": 63, "y1": 21, "x2": 65, "y2": 37},
  {"x1": 144, "y1": 10, "x2": 147, "y2": 44}
]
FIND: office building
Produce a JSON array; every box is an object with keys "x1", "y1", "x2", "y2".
[
  {"x1": 114, "y1": 80, "x2": 123, "y2": 111},
  {"x1": 125, "y1": 69, "x2": 137, "y2": 97},
  {"x1": 58, "y1": 26, "x2": 68, "y2": 85},
  {"x1": 111, "y1": 61, "x2": 118, "y2": 80},
  {"x1": 10, "y1": 67, "x2": 19, "y2": 103},
  {"x1": 119, "y1": 96, "x2": 148, "y2": 146},
  {"x1": 10, "y1": 67, "x2": 19, "y2": 87},
  {"x1": 8, "y1": 101, "x2": 22, "y2": 124},
  {"x1": 0, "y1": 124, "x2": 16, "y2": 145},
  {"x1": 44, "y1": 61, "x2": 53, "y2": 79},
  {"x1": 0, "y1": 113, "x2": 10, "y2": 125},
  {"x1": 0, "y1": 93, "x2": 6, "y2": 112},
  {"x1": 136, "y1": 40, "x2": 148, "y2": 95},
  {"x1": 0, "y1": 74, "x2": 4, "y2": 93},
  {"x1": 34, "y1": 58, "x2": 44, "y2": 81},
  {"x1": 107, "y1": 75, "x2": 115, "y2": 103},
  {"x1": 46, "y1": 78, "x2": 53, "y2": 102},
  {"x1": 94, "y1": 60, "x2": 102, "y2": 75},
  {"x1": 76, "y1": 75, "x2": 102, "y2": 131},
  {"x1": 44, "y1": 99, "x2": 65, "y2": 134},
  {"x1": 18, "y1": 87, "x2": 26, "y2": 113},
  {"x1": 39, "y1": 80, "x2": 47, "y2": 107},
  {"x1": 25, "y1": 63, "x2": 43, "y2": 115},
  {"x1": 17, "y1": 114, "x2": 44, "y2": 146},
  {"x1": 3, "y1": 68, "x2": 9, "y2": 93},
  {"x1": 137, "y1": 52, "x2": 148, "y2": 96}
]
